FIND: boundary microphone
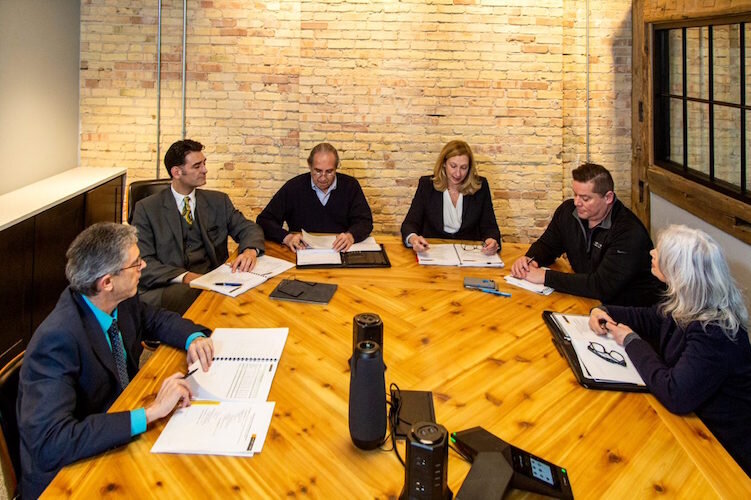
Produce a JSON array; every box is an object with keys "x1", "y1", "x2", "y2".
[
  {"x1": 348, "y1": 340, "x2": 386, "y2": 450},
  {"x1": 400, "y1": 422, "x2": 453, "y2": 500}
]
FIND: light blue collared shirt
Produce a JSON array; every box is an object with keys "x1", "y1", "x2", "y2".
[
  {"x1": 311, "y1": 175, "x2": 337, "y2": 206},
  {"x1": 81, "y1": 296, "x2": 205, "y2": 436}
]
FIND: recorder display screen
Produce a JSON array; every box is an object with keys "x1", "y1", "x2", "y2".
[{"x1": 530, "y1": 457, "x2": 554, "y2": 486}]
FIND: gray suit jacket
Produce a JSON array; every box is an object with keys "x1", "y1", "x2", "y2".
[{"x1": 132, "y1": 187, "x2": 265, "y2": 291}]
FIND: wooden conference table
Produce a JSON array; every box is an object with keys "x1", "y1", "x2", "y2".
[{"x1": 46, "y1": 236, "x2": 750, "y2": 498}]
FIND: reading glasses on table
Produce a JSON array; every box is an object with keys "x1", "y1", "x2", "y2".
[{"x1": 587, "y1": 341, "x2": 627, "y2": 367}]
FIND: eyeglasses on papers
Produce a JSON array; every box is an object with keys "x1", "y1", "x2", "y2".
[
  {"x1": 587, "y1": 341, "x2": 626, "y2": 367},
  {"x1": 460, "y1": 243, "x2": 482, "y2": 252}
]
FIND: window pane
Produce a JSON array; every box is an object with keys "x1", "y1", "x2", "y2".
[
  {"x1": 713, "y1": 25, "x2": 741, "y2": 104},
  {"x1": 686, "y1": 27, "x2": 709, "y2": 100},
  {"x1": 668, "y1": 97, "x2": 684, "y2": 164},
  {"x1": 687, "y1": 101, "x2": 709, "y2": 175},
  {"x1": 669, "y1": 29, "x2": 683, "y2": 95},
  {"x1": 713, "y1": 105, "x2": 741, "y2": 186}
]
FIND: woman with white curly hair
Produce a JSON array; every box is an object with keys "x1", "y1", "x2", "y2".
[{"x1": 589, "y1": 224, "x2": 751, "y2": 476}]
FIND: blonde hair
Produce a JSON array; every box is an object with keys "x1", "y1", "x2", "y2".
[
  {"x1": 657, "y1": 225, "x2": 749, "y2": 342},
  {"x1": 431, "y1": 140, "x2": 482, "y2": 196}
]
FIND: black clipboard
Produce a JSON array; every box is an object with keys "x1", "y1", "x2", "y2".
[
  {"x1": 542, "y1": 310, "x2": 648, "y2": 393},
  {"x1": 295, "y1": 244, "x2": 391, "y2": 269},
  {"x1": 269, "y1": 279, "x2": 338, "y2": 305}
]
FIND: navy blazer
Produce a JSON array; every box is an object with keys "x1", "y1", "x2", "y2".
[
  {"x1": 17, "y1": 288, "x2": 209, "y2": 498},
  {"x1": 132, "y1": 187, "x2": 265, "y2": 291},
  {"x1": 400, "y1": 176, "x2": 501, "y2": 245}
]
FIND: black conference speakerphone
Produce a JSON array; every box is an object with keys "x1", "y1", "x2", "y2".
[{"x1": 451, "y1": 427, "x2": 573, "y2": 499}]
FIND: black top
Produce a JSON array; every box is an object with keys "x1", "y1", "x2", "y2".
[
  {"x1": 607, "y1": 304, "x2": 751, "y2": 477},
  {"x1": 400, "y1": 176, "x2": 501, "y2": 245},
  {"x1": 527, "y1": 198, "x2": 664, "y2": 306},
  {"x1": 257, "y1": 173, "x2": 373, "y2": 244}
]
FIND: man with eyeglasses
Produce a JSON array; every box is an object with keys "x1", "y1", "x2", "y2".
[
  {"x1": 510, "y1": 163, "x2": 664, "y2": 306},
  {"x1": 132, "y1": 139, "x2": 265, "y2": 314},
  {"x1": 257, "y1": 142, "x2": 373, "y2": 252},
  {"x1": 17, "y1": 222, "x2": 214, "y2": 499}
]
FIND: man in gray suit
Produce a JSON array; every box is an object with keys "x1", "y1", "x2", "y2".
[{"x1": 132, "y1": 139, "x2": 265, "y2": 314}]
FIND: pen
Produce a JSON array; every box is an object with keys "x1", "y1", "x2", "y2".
[
  {"x1": 467, "y1": 286, "x2": 511, "y2": 298},
  {"x1": 183, "y1": 367, "x2": 198, "y2": 379},
  {"x1": 214, "y1": 282, "x2": 242, "y2": 286}
]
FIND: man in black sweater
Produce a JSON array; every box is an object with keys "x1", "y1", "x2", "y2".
[
  {"x1": 257, "y1": 143, "x2": 373, "y2": 252},
  {"x1": 510, "y1": 163, "x2": 664, "y2": 306}
]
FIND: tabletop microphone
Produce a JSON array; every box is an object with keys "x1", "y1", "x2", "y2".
[
  {"x1": 348, "y1": 340, "x2": 386, "y2": 450},
  {"x1": 353, "y1": 312, "x2": 383, "y2": 352}
]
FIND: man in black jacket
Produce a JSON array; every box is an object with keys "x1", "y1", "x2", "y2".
[
  {"x1": 257, "y1": 142, "x2": 373, "y2": 252},
  {"x1": 510, "y1": 163, "x2": 663, "y2": 306}
]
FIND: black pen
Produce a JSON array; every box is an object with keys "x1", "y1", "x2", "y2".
[
  {"x1": 183, "y1": 367, "x2": 198, "y2": 379},
  {"x1": 214, "y1": 282, "x2": 242, "y2": 286}
]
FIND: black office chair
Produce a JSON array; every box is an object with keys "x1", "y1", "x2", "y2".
[
  {"x1": 0, "y1": 351, "x2": 23, "y2": 499},
  {"x1": 127, "y1": 179, "x2": 171, "y2": 224}
]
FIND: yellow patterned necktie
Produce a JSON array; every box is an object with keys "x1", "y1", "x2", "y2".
[{"x1": 182, "y1": 196, "x2": 193, "y2": 225}]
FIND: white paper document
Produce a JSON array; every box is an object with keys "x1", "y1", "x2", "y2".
[
  {"x1": 296, "y1": 248, "x2": 342, "y2": 266},
  {"x1": 300, "y1": 230, "x2": 381, "y2": 252},
  {"x1": 504, "y1": 275, "x2": 554, "y2": 295},
  {"x1": 417, "y1": 244, "x2": 504, "y2": 268},
  {"x1": 551, "y1": 313, "x2": 645, "y2": 386},
  {"x1": 188, "y1": 328, "x2": 289, "y2": 402},
  {"x1": 151, "y1": 401, "x2": 275, "y2": 456},
  {"x1": 189, "y1": 256, "x2": 294, "y2": 297}
]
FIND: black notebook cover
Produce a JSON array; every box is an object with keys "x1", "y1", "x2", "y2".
[
  {"x1": 269, "y1": 279, "x2": 338, "y2": 305},
  {"x1": 542, "y1": 310, "x2": 648, "y2": 393}
]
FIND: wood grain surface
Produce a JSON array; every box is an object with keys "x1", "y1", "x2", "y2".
[{"x1": 44, "y1": 237, "x2": 751, "y2": 498}]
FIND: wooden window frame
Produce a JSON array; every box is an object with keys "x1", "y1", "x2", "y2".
[{"x1": 634, "y1": 12, "x2": 751, "y2": 245}]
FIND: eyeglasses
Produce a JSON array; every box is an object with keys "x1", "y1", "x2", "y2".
[
  {"x1": 587, "y1": 341, "x2": 626, "y2": 367},
  {"x1": 312, "y1": 169, "x2": 336, "y2": 178},
  {"x1": 120, "y1": 257, "x2": 143, "y2": 272},
  {"x1": 460, "y1": 243, "x2": 482, "y2": 252}
]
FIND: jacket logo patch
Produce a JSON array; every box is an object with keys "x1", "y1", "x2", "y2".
[{"x1": 593, "y1": 241, "x2": 602, "y2": 249}]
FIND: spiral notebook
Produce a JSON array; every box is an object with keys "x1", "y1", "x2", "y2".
[{"x1": 187, "y1": 328, "x2": 289, "y2": 402}]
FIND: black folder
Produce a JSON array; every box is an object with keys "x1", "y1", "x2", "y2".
[
  {"x1": 295, "y1": 244, "x2": 391, "y2": 269},
  {"x1": 542, "y1": 310, "x2": 648, "y2": 393},
  {"x1": 269, "y1": 279, "x2": 338, "y2": 305}
]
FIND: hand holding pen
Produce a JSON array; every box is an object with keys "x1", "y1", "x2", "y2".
[{"x1": 511, "y1": 255, "x2": 539, "y2": 279}]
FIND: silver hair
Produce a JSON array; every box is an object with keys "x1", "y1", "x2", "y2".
[
  {"x1": 656, "y1": 224, "x2": 749, "y2": 341},
  {"x1": 65, "y1": 223, "x2": 138, "y2": 296}
]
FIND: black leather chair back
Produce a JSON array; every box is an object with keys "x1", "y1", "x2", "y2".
[
  {"x1": 127, "y1": 179, "x2": 171, "y2": 224},
  {"x1": 0, "y1": 351, "x2": 23, "y2": 487}
]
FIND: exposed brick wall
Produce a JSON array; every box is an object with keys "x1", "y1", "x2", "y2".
[{"x1": 80, "y1": 0, "x2": 632, "y2": 243}]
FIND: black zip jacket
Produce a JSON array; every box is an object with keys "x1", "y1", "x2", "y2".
[{"x1": 527, "y1": 198, "x2": 664, "y2": 306}]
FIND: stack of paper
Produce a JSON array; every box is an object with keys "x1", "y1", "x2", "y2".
[
  {"x1": 504, "y1": 275, "x2": 554, "y2": 295},
  {"x1": 296, "y1": 230, "x2": 381, "y2": 266},
  {"x1": 189, "y1": 255, "x2": 294, "y2": 297},
  {"x1": 152, "y1": 328, "x2": 289, "y2": 457},
  {"x1": 551, "y1": 313, "x2": 645, "y2": 386},
  {"x1": 417, "y1": 244, "x2": 505, "y2": 268}
]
